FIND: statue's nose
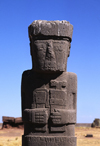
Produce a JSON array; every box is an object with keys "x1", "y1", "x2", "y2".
[{"x1": 46, "y1": 42, "x2": 55, "y2": 59}]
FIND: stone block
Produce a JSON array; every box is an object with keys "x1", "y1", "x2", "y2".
[
  {"x1": 23, "y1": 108, "x2": 48, "y2": 124},
  {"x1": 14, "y1": 117, "x2": 22, "y2": 124},
  {"x1": 22, "y1": 136, "x2": 76, "y2": 146},
  {"x1": 2, "y1": 116, "x2": 14, "y2": 123},
  {"x1": 28, "y1": 20, "x2": 73, "y2": 39},
  {"x1": 50, "y1": 109, "x2": 76, "y2": 125}
]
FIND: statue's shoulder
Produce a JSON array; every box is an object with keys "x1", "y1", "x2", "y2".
[
  {"x1": 22, "y1": 69, "x2": 32, "y2": 76},
  {"x1": 67, "y1": 72, "x2": 77, "y2": 80},
  {"x1": 22, "y1": 69, "x2": 32, "y2": 80}
]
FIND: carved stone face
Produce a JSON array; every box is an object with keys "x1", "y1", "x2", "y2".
[{"x1": 31, "y1": 39, "x2": 70, "y2": 72}]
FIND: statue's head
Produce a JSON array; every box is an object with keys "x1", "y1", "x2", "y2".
[{"x1": 28, "y1": 20, "x2": 73, "y2": 73}]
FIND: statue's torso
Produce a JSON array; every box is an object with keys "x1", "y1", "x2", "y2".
[{"x1": 22, "y1": 70, "x2": 77, "y2": 136}]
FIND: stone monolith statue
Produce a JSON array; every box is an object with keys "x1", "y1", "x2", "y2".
[{"x1": 21, "y1": 20, "x2": 77, "y2": 146}]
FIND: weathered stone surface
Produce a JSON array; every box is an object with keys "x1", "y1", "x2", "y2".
[
  {"x1": 31, "y1": 40, "x2": 70, "y2": 72},
  {"x1": 28, "y1": 20, "x2": 73, "y2": 39},
  {"x1": 15, "y1": 117, "x2": 23, "y2": 124},
  {"x1": 21, "y1": 20, "x2": 77, "y2": 146},
  {"x1": 2, "y1": 116, "x2": 23, "y2": 129},
  {"x1": 3, "y1": 116, "x2": 15, "y2": 123},
  {"x1": 92, "y1": 118, "x2": 100, "y2": 127},
  {"x1": 22, "y1": 136, "x2": 76, "y2": 146}
]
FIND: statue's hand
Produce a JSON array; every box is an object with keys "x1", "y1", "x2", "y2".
[
  {"x1": 34, "y1": 111, "x2": 47, "y2": 124},
  {"x1": 50, "y1": 109, "x2": 64, "y2": 125},
  {"x1": 50, "y1": 109, "x2": 76, "y2": 125},
  {"x1": 23, "y1": 108, "x2": 48, "y2": 124},
  {"x1": 50, "y1": 111, "x2": 61, "y2": 124}
]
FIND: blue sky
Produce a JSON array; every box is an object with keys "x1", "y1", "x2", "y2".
[{"x1": 0, "y1": 0, "x2": 100, "y2": 123}]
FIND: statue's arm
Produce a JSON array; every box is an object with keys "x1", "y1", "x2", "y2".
[
  {"x1": 21, "y1": 70, "x2": 48, "y2": 124},
  {"x1": 50, "y1": 109, "x2": 76, "y2": 125},
  {"x1": 50, "y1": 72, "x2": 77, "y2": 125},
  {"x1": 23, "y1": 108, "x2": 48, "y2": 124}
]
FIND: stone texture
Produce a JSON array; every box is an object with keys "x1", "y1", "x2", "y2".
[
  {"x1": 3, "y1": 116, "x2": 15, "y2": 123},
  {"x1": 28, "y1": 20, "x2": 73, "y2": 39},
  {"x1": 2, "y1": 116, "x2": 23, "y2": 129},
  {"x1": 92, "y1": 118, "x2": 100, "y2": 127},
  {"x1": 30, "y1": 40, "x2": 70, "y2": 72},
  {"x1": 22, "y1": 136, "x2": 76, "y2": 146},
  {"x1": 21, "y1": 20, "x2": 77, "y2": 146}
]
